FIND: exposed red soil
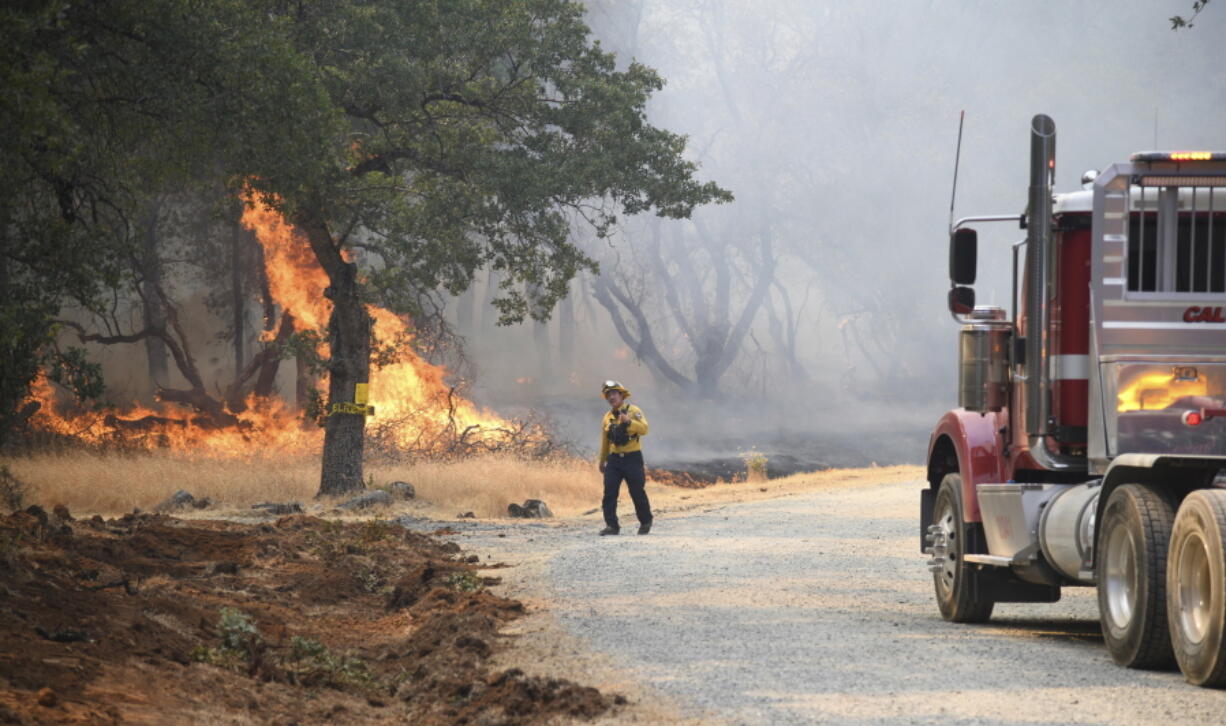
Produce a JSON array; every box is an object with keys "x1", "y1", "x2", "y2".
[{"x1": 0, "y1": 506, "x2": 611, "y2": 725}]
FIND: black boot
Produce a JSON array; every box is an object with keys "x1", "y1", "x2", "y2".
[
  {"x1": 638, "y1": 521, "x2": 652, "y2": 535},
  {"x1": 599, "y1": 526, "x2": 620, "y2": 536}
]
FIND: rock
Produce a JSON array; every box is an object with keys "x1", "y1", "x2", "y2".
[
  {"x1": 251, "y1": 502, "x2": 303, "y2": 516},
  {"x1": 34, "y1": 627, "x2": 86, "y2": 643},
  {"x1": 208, "y1": 561, "x2": 239, "y2": 576},
  {"x1": 457, "y1": 511, "x2": 476, "y2": 519},
  {"x1": 0, "y1": 702, "x2": 23, "y2": 723},
  {"x1": 155, "y1": 490, "x2": 195, "y2": 512},
  {"x1": 191, "y1": 497, "x2": 213, "y2": 510},
  {"x1": 387, "y1": 481, "x2": 416, "y2": 500},
  {"x1": 455, "y1": 634, "x2": 491, "y2": 658},
  {"x1": 340, "y1": 490, "x2": 393, "y2": 511},
  {"x1": 37, "y1": 687, "x2": 56, "y2": 707},
  {"x1": 508, "y1": 499, "x2": 552, "y2": 518}
]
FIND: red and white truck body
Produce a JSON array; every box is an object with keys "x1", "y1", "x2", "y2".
[{"x1": 924, "y1": 115, "x2": 1226, "y2": 685}]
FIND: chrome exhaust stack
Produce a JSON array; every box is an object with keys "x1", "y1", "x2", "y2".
[{"x1": 1024, "y1": 115, "x2": 1081, "y2": 471}]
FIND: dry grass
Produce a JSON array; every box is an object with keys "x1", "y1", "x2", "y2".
[
  {"x1": 2, "y1": 451, "x2": 319, "y2": 515},
  {"x1": 646, "y1": 463, "x2": 926, "y2": 514},
  {"x1": 372, "y1": 456, "x2": 597, "y2": 518},
  {"x1": 0, "y1": 450, "x2": 600, "y2": 518},
  {"x1": 1, "y1": 449, "x2": 924, "y2": 520}
]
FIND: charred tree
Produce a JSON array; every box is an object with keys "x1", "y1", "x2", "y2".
[
  {"x1": 593, "y1": 205, "x2": 777, "y2": 397},
  {"x1": 140, "y1": 202, "x2": 169, "y2": 387}
]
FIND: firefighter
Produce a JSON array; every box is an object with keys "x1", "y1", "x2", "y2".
[{"x1": 598, "y1": 380, "x2": 653, "y2": 535}]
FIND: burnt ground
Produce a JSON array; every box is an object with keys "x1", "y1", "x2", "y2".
[{"x1": 0, "y1": 507, "x2": 612, "y2": 725}]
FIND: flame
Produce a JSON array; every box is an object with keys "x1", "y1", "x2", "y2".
[
  {"x1": 240, "y1": 201, "x2": 331, "y2": 332},
  {"x1": 25, "y1": 196, "x2": 519, "y2": 458},
  {"x1": 1117, "y1": 372, "x2": 1208, "y2": 412}
]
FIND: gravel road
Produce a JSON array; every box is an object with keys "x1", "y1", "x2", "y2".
[{"x1": 440, "y1": 480, "x2": 1226, "y2": 725}]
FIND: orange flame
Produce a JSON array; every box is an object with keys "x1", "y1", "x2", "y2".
[{"x1": 25, "y1": 196, "x2": 518, "y2": 458}]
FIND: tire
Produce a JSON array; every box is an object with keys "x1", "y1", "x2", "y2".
[
  {"x1": 1096, "y1": 483, "x2": 1176, "y2": 669},
  {"x1": 1167, "y1": 490, "x2": 1226, "y2": 687},
  {"x1": 932, "y1": 473, "x2": 994, "y2": 623}
]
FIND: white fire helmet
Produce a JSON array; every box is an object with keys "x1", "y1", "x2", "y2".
[{"x1": 601, "y1": 380, "x2": 630, "y2": 399}]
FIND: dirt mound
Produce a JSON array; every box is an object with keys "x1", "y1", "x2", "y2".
[{"x1": 0, "y1": 505, "x2": 611, "y2": 724}]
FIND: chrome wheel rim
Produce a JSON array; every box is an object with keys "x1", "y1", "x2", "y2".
[
  {"x1": 934, "y1": 498, "x2": 958, "y2": 596},
  {"x1": 1177, "y1": 532, "x2": 1213, "y2": 646},
  {"x1": 1104, "y1": 523, "x2": 1138, "y2": 630}
]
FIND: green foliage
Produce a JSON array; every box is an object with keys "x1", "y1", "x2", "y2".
[
  {"x1": 251, "y1": 0, "x2": 731, "y2": 325},
  {"x1": 741, "y1": 449, "x2": 768, "y2": 480},
  {"x1": 43, "y1": 346, "x2": 104, "y2": 407},
  {"x1": 0, "y1": 0, "x2": 728, "y2": 445},
  {"x1": 217, "y1": 607, "x2": 259, "y2": 654},
  {"x1": 193, "y1": 607, "x2": 260, "y2": 668},
  {"x1": 285, "y1": 636, "x2": 375, "y2": 691},
  {"x1": 445, "y1": 570, "x2": 484, "y2": 593},
  {"x1": 0, "y1": 299, "x2": 56, "y2": 445}
]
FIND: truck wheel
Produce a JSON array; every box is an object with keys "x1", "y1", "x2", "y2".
[
  {"x1": 932, "y1": 473, "x2": 994, "y2": 622},
  {"x1": 1096, "y1": 483, "x2": 1175, "y2": 669},
  {"x1": 1167, "y1": 490, "x2": 1226, "y2": 687}
]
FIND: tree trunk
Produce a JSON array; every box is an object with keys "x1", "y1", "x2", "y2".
[
  {"x1": 297, "y1": 209, "x2": 370, "y2": 497},
  {"x1": 230, "y1": 221, "x2": 246, "y2": 381},
  {"x1": 456, "y1": 282, "x2": 475, "y2": 337},
  {"x1": 296, "y1": 354, "x2": 312, "y2": 411},
  {"x1": 558, "y1": 292, "x2": 575, "y2": 379},
  {"x1": 533, "y1": 317, "x2": 552, "y2": 386},
  {"x1": 480, "y1": 267, "x2": 501, "y2": 331},
  {"x1": 319, "y1": 261, "x2": 369, "y2": 495},
  {"x1": 141, "y1": 202, "x2": 168, "y2": 387},
  {"x1": 252, "y1": 312, "x2": 295, "y2": 400}
]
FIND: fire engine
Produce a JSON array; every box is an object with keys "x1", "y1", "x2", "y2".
[{"x1": 924, "y1": 114, "x2": 1226, "y2": 686}]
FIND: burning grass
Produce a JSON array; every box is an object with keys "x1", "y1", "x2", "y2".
[{"x1": 0, "y1": 450, "x2": 602, "y2": 518}]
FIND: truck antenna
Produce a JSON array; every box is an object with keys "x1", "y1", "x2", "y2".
[{"x1": 949, "y1": 110, "x2": 965, "y2": 234}]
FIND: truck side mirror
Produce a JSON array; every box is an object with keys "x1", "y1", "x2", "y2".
[
  {"x1": 950, "y1": 228, "x2": 978, "y2": 285},
  {"x1": 949, "y1": 286, "x2": 975, "y2": 315}
]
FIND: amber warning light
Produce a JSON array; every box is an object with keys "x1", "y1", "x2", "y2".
[{"x1": 1131, "y1": 151, "x2": 1226, "y2": 162}]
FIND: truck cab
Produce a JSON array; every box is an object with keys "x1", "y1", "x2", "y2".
[{"x1": 924, "y1": 115, "x2": 1226, "y2": 686}]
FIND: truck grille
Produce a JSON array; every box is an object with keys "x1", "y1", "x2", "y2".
[{"x1": 1127, "y1": 185, "x2": 1226, "y2": 293}]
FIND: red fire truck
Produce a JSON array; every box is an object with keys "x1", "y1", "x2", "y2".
[{"x1": 924, "y1": 114, "x2": 1226, "y2": 686}]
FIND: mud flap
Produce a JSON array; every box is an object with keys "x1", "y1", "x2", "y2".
[
  {"x1": 964, "y1": 523, "x2": 1062, "y2": 603},
  {"x1": 973, "y1": 569, "x2": 1061, "y2": 603},
  {"x1": 920, "y1": 488, "x2": 934, "y2": 552}
]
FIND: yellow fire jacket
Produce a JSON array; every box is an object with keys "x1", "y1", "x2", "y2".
[{"x1": 599, "y1": 404, "x2": 649, "y2": 463}]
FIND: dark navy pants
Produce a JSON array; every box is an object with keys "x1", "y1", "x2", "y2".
[{"x1": 603, "y1": 450, "x2": 652, "y2": 529}]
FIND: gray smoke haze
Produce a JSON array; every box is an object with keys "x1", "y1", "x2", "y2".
[
  {"x1": 456, "y1": 1, "x2": 1226, "y2": 473},
  {"x1": 53, "y1": 2, "x2": 1224, "y2": 475}
]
